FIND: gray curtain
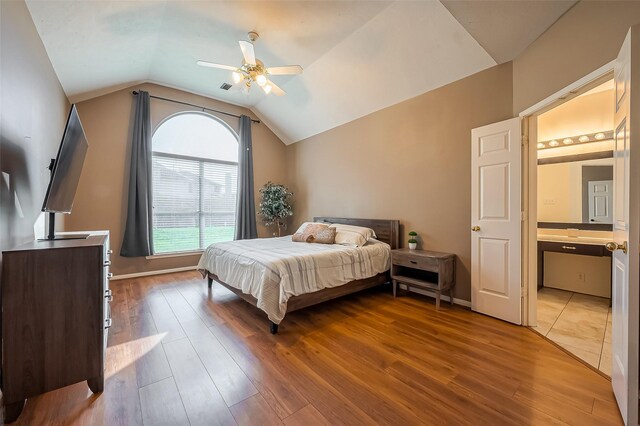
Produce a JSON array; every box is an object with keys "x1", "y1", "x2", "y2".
[
  {"x1": 121, "y1": 91, "x2": 154, "y2": 256},
  {"x1": 235, "y1": 115, "x2": 258, "y2": 240}
]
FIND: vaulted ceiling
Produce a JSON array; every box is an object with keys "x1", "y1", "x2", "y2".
[{"x1": 25, "y1": 0, "x2": 577, "y2": 144}]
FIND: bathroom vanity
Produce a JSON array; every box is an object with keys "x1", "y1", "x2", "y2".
[
  {"x1": 537, "y1": 235, "x2": 611, "y2": 289},
  {"x1": 537, "y1": 150, "x2": 614, "y2": 297}
]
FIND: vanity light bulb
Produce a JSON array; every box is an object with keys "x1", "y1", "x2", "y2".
[
  {"x1": 563, "y1": 138, "x2": 574, "y2": 145},
  {"x1": 537, "y1": 143, "x2": 545, "y2": 149},
  {"x1": 549, "y1": 140, "x2": 559, "y2": 147},
  {"x1": 595, "y1": 132, "x2": 606, "y2": 140},
  {"x1": 578, "y1": 135, "x2": 590, "y2": 143}
]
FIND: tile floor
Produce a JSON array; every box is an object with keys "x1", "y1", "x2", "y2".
[{"x1": 533, "y1": 287, "x2": 612, "y2": 376}]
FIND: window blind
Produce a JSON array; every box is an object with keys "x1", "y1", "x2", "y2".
[{"x1": 152, "y1": 152, "x2": 237, "y2": 253}]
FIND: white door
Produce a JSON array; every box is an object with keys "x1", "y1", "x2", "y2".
[
  {"x1": 471, "y1": 117, "x2": 522, "y2": 324},
  {"x1": 609, "y1": 25, "x2": 639, "y2": 426},
  {"x1": 588, "y1": 180, "x2": 613, "y2": 224}
]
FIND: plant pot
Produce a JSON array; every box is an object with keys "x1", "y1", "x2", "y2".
[{"x1": 409, "y1": 242, "x2": 417, "y2": 250}]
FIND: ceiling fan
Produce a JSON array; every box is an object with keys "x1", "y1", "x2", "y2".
[{"x1": 197, "y1": 31, "x2": 303, "y2": 96}]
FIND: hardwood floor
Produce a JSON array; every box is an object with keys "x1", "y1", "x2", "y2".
[{"x1": 14, "y1": 271, "x2": 622, "y2": 425}]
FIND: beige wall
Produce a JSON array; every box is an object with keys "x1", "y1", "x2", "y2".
[
  {"x1": 0, "y1": 0, "x2": 70, "y2": 251},
  {"x1": 287, "y1": 63, "x2": 513, "y2": 302},
  {"x1": 513, "y1": 1, "x2": 640, "y2": 115},
  {"x1": 67, "y1": 83, "x2": 288, "y2": 275}
]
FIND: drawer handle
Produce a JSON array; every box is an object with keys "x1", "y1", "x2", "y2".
[
  {"x1": 562, "y1": 245, "x2": 576, "y2": 250},
  {"x1": 410, "y1": 260, "x2": 418, "y2": 264},
  {"x1": 105, "y1": 289, "x2": 113, "y2": 301},
  {"x1": 104, "y1": 260, "x2": 112, "y2": 266},
  {"x1": 105, "y1": 318, "x2": 112, "y2": 329}
]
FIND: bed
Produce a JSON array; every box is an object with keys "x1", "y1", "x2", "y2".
[{"x1": 198, "y1": 217, "x2": 400, "y2": 334}]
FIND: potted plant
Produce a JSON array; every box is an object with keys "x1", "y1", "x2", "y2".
[
  {"x1": 258, "y1": 182, "x2": 293, "y2": 237},
  {"x1": 408, "y1": 231, "x2": 418, "y2": 250}
]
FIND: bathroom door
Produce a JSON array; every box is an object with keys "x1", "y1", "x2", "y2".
[
  {"x1": 471, "y1": 117, "x2": 522, "y2": 324},
  {"x1": 610, "y1": 25, "x2": 639, "y2": 426}
]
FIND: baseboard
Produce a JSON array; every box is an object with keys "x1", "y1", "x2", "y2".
[
  {"x1": 111, "y1": 266, "x2": 198, "y2": 281},
  {"x1": 398, "y1": 284, "x2": 471, "y2": 307}
]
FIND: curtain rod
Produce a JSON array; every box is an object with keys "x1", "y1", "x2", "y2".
[{"x1": 132, "y1": 91, "x2": 260, "y2": 123}]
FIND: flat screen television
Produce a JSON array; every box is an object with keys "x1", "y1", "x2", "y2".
[{"x1": 41, "y1": 104, "x2": 89, "y2": 240}]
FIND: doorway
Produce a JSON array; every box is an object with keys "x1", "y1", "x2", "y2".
[
  {"x1": 530, "y1": 78, "x2": 615, "y2": 376},
  {"x1": 472, "y1": 26, "x2": 640, "y2": 424}
]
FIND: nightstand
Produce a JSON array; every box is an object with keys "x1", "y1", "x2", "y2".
[{"x1": 391, "y1": 248, "x2": 456, "y2": 309}]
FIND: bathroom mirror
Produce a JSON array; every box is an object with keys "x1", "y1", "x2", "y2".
[{"x1": 538, "y1": 152, "x2": 613, "y2": 230}]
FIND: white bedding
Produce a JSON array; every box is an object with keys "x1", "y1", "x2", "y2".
[{"x1": 197, "y1": 237, "x2": 391, "y2": 324}]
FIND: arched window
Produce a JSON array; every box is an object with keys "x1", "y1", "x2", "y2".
[{"x1": 152, "y1": 113, "x2": 238, "y2": 253}]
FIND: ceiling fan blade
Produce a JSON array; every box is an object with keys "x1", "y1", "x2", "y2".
[
  {"x1": 266, "y1": 65, "x2": 303, "y2": 75},
  {"x1": 238, "y1": 41, "x2": 256, "y2": 65},
  {"x1": 197, "y1": 61, "x2": 237, "y2": 71},
  {"x1": 265, "y1": 80, "x2": 286, "y2": 96}
]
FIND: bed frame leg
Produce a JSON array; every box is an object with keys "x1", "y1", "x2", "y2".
[
  {"x1": 207, "y1": 276, "x2": 213, "y2": 289},
  {"x1": 270, "y1": 322, "x2": 279, "y2": 335}
]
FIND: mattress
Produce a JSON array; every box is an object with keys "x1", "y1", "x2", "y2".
[{"x1": 197, "y1": 236, "x2": 391, "y2": 323}]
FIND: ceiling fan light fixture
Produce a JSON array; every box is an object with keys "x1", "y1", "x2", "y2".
[{"x1": 197, "y1": 31, "x2": 302, "y2": 97}]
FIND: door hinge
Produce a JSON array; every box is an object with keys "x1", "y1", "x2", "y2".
[
  {"x1": 521, "y1": 211, "x2": 527, "y2": 221},
  {"x1": 521, "y1": 135, "x2": 528, "y2": 146},
  {"x1": 521, "y1": 287, "x2": 526, "y2": 298}
]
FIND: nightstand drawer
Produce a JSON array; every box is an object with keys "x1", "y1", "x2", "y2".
[{"x1": 392, "y1": 252, "x2": 439, "y2": 272}]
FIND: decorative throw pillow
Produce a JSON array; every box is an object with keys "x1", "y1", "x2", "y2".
[
  {"x1": 312, "y1": 227, "x2": 337, "y2": 244},
  {"x1": 292, "y1": 233, "x2": 314, "y2": 243},
  {"x1": 330, "y1": 224, "x2": 376, "y2": 247},
  {"x1": 302, "y1": 223, "x2": 328, "y2": 243},
  {"x1": 294, "y1": 221, "x2": 330, "y2": 234}
]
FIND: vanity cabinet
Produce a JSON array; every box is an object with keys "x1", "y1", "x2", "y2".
[{"x1": 537, "y1": 240, "x2": 611, "y2": 289}]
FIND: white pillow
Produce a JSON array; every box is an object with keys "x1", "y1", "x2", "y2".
[
  {"x1": 330, "y1": 224, "x2": 377, "y2": 247},
  {"x1": 294, "y1": 221, "x2": 329, "y2": 234}
]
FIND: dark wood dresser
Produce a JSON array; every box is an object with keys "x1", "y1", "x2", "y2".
[{"x1": 1, "y1": 231, "x2": 111, "y2": 423}]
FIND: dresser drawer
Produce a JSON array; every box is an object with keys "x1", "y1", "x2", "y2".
[{"x1": 392, "y1": 252, "x2": 439, "y2": 272}]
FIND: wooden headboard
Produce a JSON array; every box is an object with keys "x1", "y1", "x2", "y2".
[{"x1": 314, "y1": 217, "x2": 400, "y2": 249}]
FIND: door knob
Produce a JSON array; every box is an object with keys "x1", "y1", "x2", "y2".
[
  {"x1": 605, "y1": 241, "x2": 627, "y2": 254},
  {"x1": 471, "y1": 226, "x2": 481, "y2": 232}
]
